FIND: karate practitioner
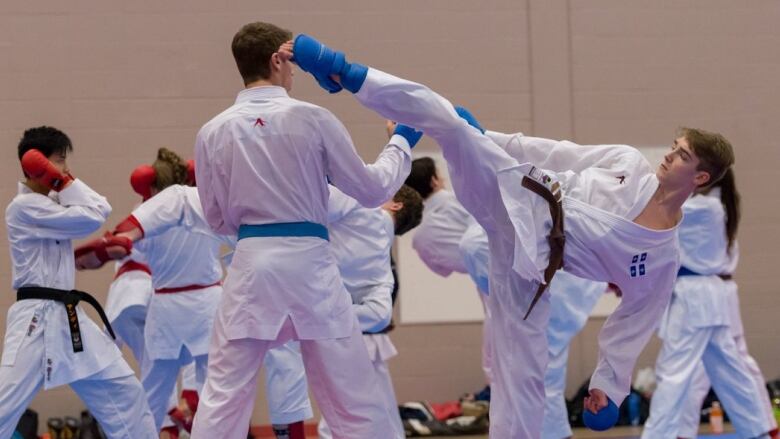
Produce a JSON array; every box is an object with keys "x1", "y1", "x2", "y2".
[
  {"x1": 287, "y1": 35, "x2": 735, "y2": 438},
  {"x1": 103, "y1": 165, "x2": 155, "y2": 367},
  {"x1": 318, "y1": 184, "x2": 424, "y2": 439},
  {"x1": 0, "y1": 126, "x2": 157, "y2": 439},
  {"x1": 642, "y1": 169, "x2": 772, "y2": 439},
  {"x1": 76, "y1": 148, "x2": 230, "y2": 431},
  {"x1": 189, "y1": 22, "x2": 416, "y2": 439},
  {"x1": 458, "y1": 223, "x2": 608, "y2": 439}
]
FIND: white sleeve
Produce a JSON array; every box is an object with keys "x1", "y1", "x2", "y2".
[
  {"x1": 412, "y1": 235, "x2": 454, "y2": 277},
  {"x1": 318, "y1": 109, "x2": 412, "y2": 208},
  {"x1": 353, "y1": 285, "x2": 394, "y2": 333},
  {"x1": 486, "y1": 131, "x2": 648, "y2": 175},
  {"x1": 195, "y1": 128, "x2": 234, "y2": 235},
  {"x1": 327, "y1": 186, "x2": 359, "y2": 224},
  {"x1": 589, "y1": 281, "x2": 672, "y2": 406},
  {"x1": 485, "y1": 130, "x2": 523, "y2": 151},
  {"x1": 131, "y1": 185, "x2": 189, "y2": 238},
  {"x1": 19, "y1": 179, "x2": 111, "y2": 239}
]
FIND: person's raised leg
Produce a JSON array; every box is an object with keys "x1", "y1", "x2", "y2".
[{"x1": 289, "y1": 36, "x2": 518, "y2": 234}]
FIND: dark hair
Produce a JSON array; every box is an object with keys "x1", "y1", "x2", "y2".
[
  {"x1": 152, "y1": 147, "x2": 189, "y2": 191},
  {"x1": 713, "y1": 168, "x2": 740, "y2": 252},
  {"x1": 18, "y1": 126, "x2": 73, "y2": 161},
  {"x1": 405, "y1": 157, "x2": 438, "y2": 199},
  {"x1": 392, "y1": 185, "x2": 424, "y2": 236},
  {"x1": 678, "y1": 127, "x2": 735, "y2": 187},
  {"x1": 232, "y1": 22, "x2": 292, "y2": 85}
]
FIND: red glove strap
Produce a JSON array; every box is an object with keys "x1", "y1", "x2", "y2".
[{"x1": 113, "y1": 215, "x2": 144, "y2": 237}]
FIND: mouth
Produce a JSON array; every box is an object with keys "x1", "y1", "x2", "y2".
[{"x1": 659, "y1": 163, "x2": 667, "y2": 171}]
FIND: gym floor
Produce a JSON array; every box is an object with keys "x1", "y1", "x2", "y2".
[{"x1": 425, "y1": 425, "x2": 737, "y2": 438}]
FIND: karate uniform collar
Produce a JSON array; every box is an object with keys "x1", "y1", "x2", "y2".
[
  {"x1": 17, "y1": 181, "x2": 58, "y2": 202},
  {"x1": 236, "y1": 85, "x2": 289, "y2": 104}
]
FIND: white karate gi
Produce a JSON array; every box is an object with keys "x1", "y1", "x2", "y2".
[
  {"x1": 191, "y1": 85, "x2": 411, "y2": 439},
  {"x1": 412, "y1": 189, "x2": 494, "y2": 383},
  {"x1": 352, "y1": 68, "x2": 680, "y2": 438},
  {"x1": 104, "y1": 254, "x2": 152, "y2": 365},
  {"x1": 458, "y1": 222, "x2": 494, "y2": 383},
  {"x1": 677, "y1": 266, "x2": 778, "y2": 438},
  {"x1": 642, "y1": 192, "x2": 769, "y2": 439},
  {"x1": 318, "y1": 186, "x2": 405, "y2": 439},
  {"x1": 0, "y1": 180, "x2": 156, "y2": 439},
  {"x1": 413, "y1": 189, "x2": 473, "y2": 277},
  {"x1": 130, "y1": 184, "x2": 232, "y2": 430},
  {"x1": 457, "y1": 224, "x2": 607, "y2": 439}
]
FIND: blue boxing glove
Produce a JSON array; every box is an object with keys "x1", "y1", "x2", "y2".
[
  {"x1": 454, "y1": 106, "x2": 485, "y2": 134},
  {"x1": 292, "y1": 34, "x2": 368, "y2": 94},
  {"x1": 583, "y1": 398, "x2": 619, "y2": 432},
  {"x1": 393, "y1": 123, "x2": 423, "y2": 149}
]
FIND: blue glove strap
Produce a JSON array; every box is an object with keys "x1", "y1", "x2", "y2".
[
  {"x1": 455, "y1": 106, "x2": 485, "y2": 134},
  {"x1": 393, "y1": 124, "x2": 423, "y2": 149}
]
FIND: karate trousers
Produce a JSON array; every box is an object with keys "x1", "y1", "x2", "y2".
[
  {"x1": 0, "y1": 317, "x2": 157, "y2": 439},
  {"x1": 641, "y1": 295, "x2": 769, "y2": 439}
]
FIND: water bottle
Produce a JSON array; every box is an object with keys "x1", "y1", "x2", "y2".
[{"x1": 709, "y1": 401, "x2": 724, "y2": 434}]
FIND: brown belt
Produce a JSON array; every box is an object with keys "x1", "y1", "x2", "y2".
[{"x1": 520, "y1": 176, "x2": 565, "y2": 320}]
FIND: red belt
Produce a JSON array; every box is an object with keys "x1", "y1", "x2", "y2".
[
  {"x1": 155, "y1": 281, "x2": 222, "y2": 294},
  {"x1": 114, "y1": 260, "x2": 152, "y2": 280}
]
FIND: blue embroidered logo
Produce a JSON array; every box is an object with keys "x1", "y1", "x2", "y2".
[{"x1": 630, "y1": 253, "x2": 647, "y2": 278}]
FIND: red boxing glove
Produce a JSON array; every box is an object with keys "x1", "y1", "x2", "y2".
[
  {"x1": 74, "y1": 232, "x2": 133, "y2": 269},
  {"x1": 186, "y1": 159, "x2": 196, "y2": 186},
  {"x1": 130, "y1": 165, "x2": 156, "y2": 201},
  {"x1": 21, "y1": 149, "x2": 73, "y2": 191}
]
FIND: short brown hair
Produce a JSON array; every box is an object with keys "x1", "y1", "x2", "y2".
[
  {"x1": 392, "y1": 185, "x2": 424, "y2": 236},
  {"x1": 678, "y1": 127, "x2": 735, "y2": 187},
  {"x1": 232, "y1": 22, "x2": 292, "y2": 85},
  {"x1": 152, "y1": 147, "x2": 189, "y2": 191}
]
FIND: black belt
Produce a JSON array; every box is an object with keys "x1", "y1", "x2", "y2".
[
  {"x1": 17, "y1": 286, "x2": 116, "y2": 353},
  {"x1": 520, "y1": 176, "x2": 565, "y2": 320}
]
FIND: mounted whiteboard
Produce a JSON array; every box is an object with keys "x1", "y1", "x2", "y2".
[{"x1": 398, "y1": 146, "x2": 668, "y2": 324}]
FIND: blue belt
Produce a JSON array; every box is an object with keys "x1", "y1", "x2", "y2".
[
  {"x1": 238, "y1": 222, "x2": 329, "y2": 241},
  {"x1": 677, "y1": 266, "x2": 699, "y2": 277},
  {"x1": 677, "y1": 266, "x2": 732, "y2": 281}
]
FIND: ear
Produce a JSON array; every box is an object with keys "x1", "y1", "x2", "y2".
[
  {"x1": 387, "y1": 201, "x2": 403, "y2": 213},
  {"x1": 694, "y1": 170, "x2": 711, "y2": 187},
  {"x1": 270, "y1": 52, "x2": 282, "y2": 72}
]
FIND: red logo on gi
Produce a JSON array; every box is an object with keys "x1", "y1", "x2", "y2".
[{"x1": 254, "y1": 118, "x2": 266, "y2": 127}]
